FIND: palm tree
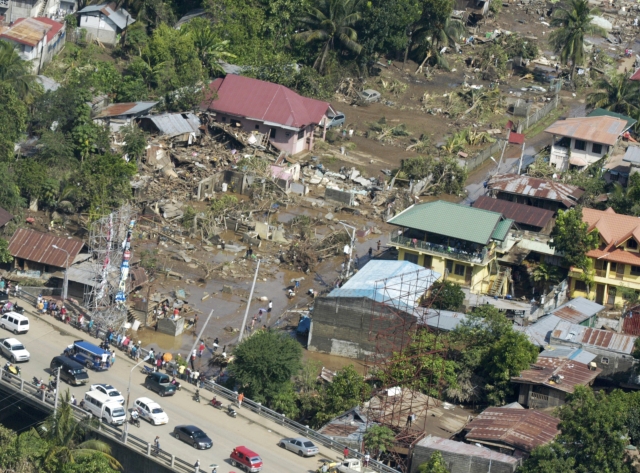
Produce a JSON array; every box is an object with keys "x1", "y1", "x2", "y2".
[
  {"x1": 414, "y1": 17, "x2": 466, "y2": 71},
  {"x1": 0, "y1": 40, "x2": 37, "y2": 101},
  {"x1": 548, "y1": 0, "x2": 605, "y2": 80},
  {"x1": 37, "y1": 391, "x2": 122, "y2": 472},
  {"x1": 531, "y1": 263, "x2": 562, "y2": 292},
  {"x1": 586, "y1": 73, "x2": 640, "y2": 116},
  {"x1": 295, "y1": 0, "x2": 363, "y2": 74},
  {"x1": 184, "y1": 18, "x2": 237, "y2": 77}
]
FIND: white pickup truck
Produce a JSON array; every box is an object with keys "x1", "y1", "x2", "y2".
[{"x1": 0, "y1": 337, "x2": 30, "y2": 362}]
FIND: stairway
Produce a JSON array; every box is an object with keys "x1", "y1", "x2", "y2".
[
  {"x1": 488, "y1": 266, "x2": 511, "y2": 297},
  {"x1": 37, "y1": 0, "x2": 49, "y2": 17},
  {"x1": 127, "y1": 305, "x2": 145, "y2": 326},
  {"x1": 235, "y1": 222, "x2": 249, "y2": 235}
]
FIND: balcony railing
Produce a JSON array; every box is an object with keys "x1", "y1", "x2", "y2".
[
  {"x1": 595, "y1": 269, "x2": 607, "y2": 277},
  {"x1": 390, "y1": 234, "x2": 491, "y2": 265}
]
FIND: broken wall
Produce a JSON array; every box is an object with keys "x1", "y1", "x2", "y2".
[{"x1": 325, "y1": 188, "x2": 355, "y2": 206}]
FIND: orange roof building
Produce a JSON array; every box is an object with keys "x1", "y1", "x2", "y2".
[{"x1": 569, "y1": 207, "x2": 640, "y2": 307}]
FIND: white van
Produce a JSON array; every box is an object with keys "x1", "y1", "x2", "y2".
[
  {"x1": 0, "y1": 312, "x2": 29, "y2": 334},
  {"x1": 83, "y1": 391, "x2": 126, "y2": 425}
]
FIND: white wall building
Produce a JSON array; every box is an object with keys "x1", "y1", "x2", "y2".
[
  {"x1": 0, "y1": 0, "x2": 71, "y2": 24},
  {"x1": 545, "y1": 116, "x2": 628, "y2": 172},
  {"x1": 0, "y1": 17, "x2": 65, "y2": 73},
  {"x1": 77, "y1": 3, "x2": 134, "y2": 45}
]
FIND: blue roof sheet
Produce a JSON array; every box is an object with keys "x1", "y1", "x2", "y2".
[
  {"x1": 328, "y1": 260, "x2": 441, "y2": 309},
  {"x1": 74, "y1": 340, "x2": 110, "y2": 356}
]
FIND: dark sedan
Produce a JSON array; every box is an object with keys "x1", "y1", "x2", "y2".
[{"x1": 173, "y1": 425, "x2": 213, "y2": 450}]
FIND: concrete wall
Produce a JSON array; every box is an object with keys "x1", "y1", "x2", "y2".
[
  {"x1": 410, "y1": 444, "x2": 519, "y2": 473},
  {"x1": 324, "y1": 188, "x2": 355, "y2": 206},
  {"x1": 91, "y1": 430, "x2": 176, "y2": 473},
  {"x1": 8, "y1": 0, "x2": 41, "y2": 22},
  {"x1": 79, "y1": 13, "x2": 118, "y2": 44},
  {"x1": 157, "y1": 317, "x2": 185, "y2": 336},
  {"x1": 308, "y1": 296, "x2": 416, "y2": 360}
]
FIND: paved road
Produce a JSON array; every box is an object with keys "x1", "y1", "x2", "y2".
[{"x1": 4, "y1": 310, "x2": 336, "y2": 473}]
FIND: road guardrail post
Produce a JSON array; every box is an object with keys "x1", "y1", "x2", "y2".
[
  {"x1": 170, "y1": 454, "x2": 175, "y2": 468},
  {"x1": 147, "y1": 443, "x2": 151, "y2": 456}
]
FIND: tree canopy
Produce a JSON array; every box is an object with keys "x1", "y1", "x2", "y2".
[{"x1": 550, "y1": 208, "x2": 599, "y2": 269}]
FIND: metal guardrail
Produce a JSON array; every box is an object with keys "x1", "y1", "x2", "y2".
[
  {"x1": 0, "y1": 371, "x2": 193, "y2": 473},
  {"x1": 200, "y1": 380, "x2": 400, "y2": 473}
]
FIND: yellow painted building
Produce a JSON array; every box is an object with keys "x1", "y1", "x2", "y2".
[
  {"x1": 387, "y1": 201, "x2": 514, "y2": 295},
  {"x1": 569, "y1": 207, "x2": 640, "y2": 306}
]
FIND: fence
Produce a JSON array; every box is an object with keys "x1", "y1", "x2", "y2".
[
  {"x1": 463, "y1": 139, "x2": 505, "y2": 172},
  {"x1": 515, "y1": 95, "x2": 560, "y2": 133}
]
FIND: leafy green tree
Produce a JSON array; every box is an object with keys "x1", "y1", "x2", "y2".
[
  {"x1": 531, "y1": 263, "x2": 563, "y2": 292},
  {"x1": 427, "y1": 280, "x2": 464, "y2": 310},
  {"x1": 404, "y1": 0, "x2": 453, "y2": 64},
  {"x1": 608, "y1": 173, "x2": 640, "y2": 216},
  {"x1": 550, "y1": 208, "x2": 599, "y2": 269},
  {"x1": 364, "y1": 425, "x2": 395, "y2": 460},
  {"x1": 549, "y1": 0, "x2": 605, "y2": 79},
  {"x1": 358, "y1": 0, "x2": 422, "y2": 57},
  {"x1": 0, "y1": 238, "x2": 12, "y2": 264},
  {"x1": 419, "y1": 451, "x2": 450, "y2": 473},
  {"x1": 318, "y1": 365, "x2": 370, "y2": 424},
  {"x1": 414, "y1": 16, "x2": 465, "y2": 70},
  {"x1": 556, "y1": 387, "x2": 629, "y2": 473},
  {"x1": 398, "y1": 155, "x2": 467, "y2": 196},
  {"x1": 121, "y1": 124, "x2": 147, "y2": 164},
  {"x1": 483, "y1": 330, "x2": 538, "y2": 404},
  {"x1": 295, "y1": 0, "x2": 363, "y2": 74},
  {"x1": 0, "y1": 82, "x2": 27, "y2": 162},
  {"x1": 519, "y1": 443, "x2": 576, "y2": 473},
  {"x1": 14, "y1": 159, "x2": 60, "y2": 209},
  {"x1": 0, "y1": 40, "x2": 37, "y2": 101},
  {"x1": 0, "y1": 163, "x2": 24, "y2": 211},
  {"x1": 230, "y1": 329, "x2": 303, "y2": 407},
  {"x1": 587, "y1": 73, "x2": 640, "y2": 116},
  {"x1": 184, "y1": 17, "x2": 237, "y2": 77}
]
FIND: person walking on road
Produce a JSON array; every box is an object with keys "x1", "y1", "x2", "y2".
[
  {"x1": 194, "y1": 459, "x2": 200, "y2": 472},
  {"x1": 213, "y1": 338, "x2": 219, "y2": 352},
  {"x1": 343, "y1": 447, "x2": 349, "y2": 459},
  {"x1": 237, "y1": 392, "x2": 244, "y2": 408},
  {"x1": 154, "y1": 436, "x2": 160, "y2": 454},
  {"x1": 190, "y1": 350, "x2": 196, "y2": 370},
  {"x1": 198, "y1": 341, "x2": 205, "y2": 357},
  {"x1": 364, "y1": 452, "x2": 370, "y2": 467}
]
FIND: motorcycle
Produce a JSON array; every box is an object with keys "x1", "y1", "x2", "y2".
[
  {"x1": 32, "y1": 377, "x2": 46, "y2": 391},
  {"x1": 227, "y1": 405, "x2": 237, "y2": 418},
  {"x1": 3, "y1": 363, "x2": 20, "y2": 378},
  {"x1": 141, "y1": 365, "x2": 154, "y2": 375},
  {"x1": 129, "y1": 413, "x2": 140, "y2": 428},
  {"x1": 210, "y1": 397, "x2": 223, "y2": 409},
  {"x1": 193, "y1": 389, "x2": 200, "y2": 403}
]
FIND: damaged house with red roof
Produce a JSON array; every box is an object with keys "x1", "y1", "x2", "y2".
[
  {"x1": 201, "y1": 74, "x2": 335, "y2": 156},
  {"x1": 0, "y1": 17, "x2": 65, "y2": 73}
]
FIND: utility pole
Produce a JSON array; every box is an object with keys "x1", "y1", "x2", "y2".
[
  {"x1": 188, "y1": 309, "x2": 215, "y2": 366},
  {"x1": 239, "y1": 260, "x2": 260, "y2": 342},
  {"x1": 53, "y1": 366, "x2": 61, "y2": 414},
  {"x1": 122, "y1": 359, "x2": 145, "y2": 443},
  {"x1": 517, "y1": 141, "x2": 526, "y2": 175}
]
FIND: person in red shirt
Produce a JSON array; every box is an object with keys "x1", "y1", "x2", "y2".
[{"x1": 198, "y1": 342, "x2": 205, "y2": 357}]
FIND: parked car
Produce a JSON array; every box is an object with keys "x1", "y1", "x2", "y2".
[
  {"x1": 144, "y1": 372, "x2": 176, "y2": 397},
  {"x1": 173, "y1": 425, "x2": 212, "y2": 449},
  {"x1": 278, "y1": 437, "x2": 319, "y2": 457},
  {"x1": 230, "y1": 446, "x2": 263, "y2": 472},
  {"x1": 90, "y1": 383, "x2": 124, "y2": 405},
  {"x1": 326, "y1": 112, "x2": 346, "y2": 128},
  {"x1": 0, "y1": 338, "x2": 30, "y2": 362},
  {"x1": 134, "y1": 397, "x2": 169, "y2": 425},
  {"x1": 358, "y1": 89, "x2": 381, "y2": 103}
]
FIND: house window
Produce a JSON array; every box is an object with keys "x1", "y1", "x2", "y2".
[
  {"x1": 445, "y1": 260, "x2": 454, "y2": 275},
  {"x1": 601, "y1": 357, "x2": 609, "y2": 365},
  {"x1": 632, "y1": 266, "x2": 640, "y2": 276},
  {"x1": 270, "y1": 129, "x2": 277, "y2": 139},
  {"x1": 628, "y1": 239, "x2": 638, "y2": 249},
  {"x1": 454, "y1": 264, "x2": 465, "y2": 276},
  {"x1": 221, "y1": 116, "x2": 226, "y2": 122},
  {"x1": 592, "y1": 143, "x2": 603, "y2": 154},
  {"x1": 574, "y1": 280, "x2": 587, "y2": 292},
  {"x1": 255, "y1": 124, "x2": 259, "y2": 130},
  {"x1": 298, "y1": 129, "x2": 305, "y2": 140},
  {"x1": 574, "y1": 140, "x2": 586, "y2": 151}
]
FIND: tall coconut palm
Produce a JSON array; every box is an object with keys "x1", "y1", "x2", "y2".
[
  {"x1": 37, "y1": 391, "x2": 122, "y2": 471},
  {"x1": 0, "y1": 40, "x2": 37, "y2": 101},
  {"x1": 183, "y1": 18, "x2": 237, "y2": 77},
  {"x1": 413, "y1": 17, "x2": 466, "y2": 71},
  {"x1": 548, "y1": 0, "x2": 605, "y2": 79},
  {"x1": 295, "y1": 0, "x2": 363, "y2": 74},
  {"x1": 586, "y1": 73, "x2": 640, "y2": 116}
]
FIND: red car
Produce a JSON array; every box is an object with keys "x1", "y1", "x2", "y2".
[{"x1": 230, "y1": 446, "x2": 263, "y2": 472}]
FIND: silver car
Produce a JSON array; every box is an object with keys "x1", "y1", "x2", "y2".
[
  {"x1": 358, "y1": 89, "x2": 381, "y2": 103},
  {"x1": 278, "y1": 437, "x2": 319, "y2": 457}
]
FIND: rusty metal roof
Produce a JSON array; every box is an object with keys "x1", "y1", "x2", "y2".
[
  {"x1": 0, "y1": 17, "x2": 52, "y2": 47},
  {"x1": 551, "y1": 320, "x2": 637, "y2": 355},
  {"x1": 487, "y1": 174, "x2": 584, "y2": 208},
  {"x1": 545, "y1": 116, "x2": 628, "y2": 146},
  {"x1": 0, "y1": 207, "x2": 13, "y2": 228},
  {"x1": 8, "y1": 229, "x2": 84, "y2": 268},
  {"x1": 473, "y1": 196, "x2": 553, "y2": 228},
  {"x1": 464, "y1": 407, "x2": 560, "y2": 453},
  {"x1": 94, "y1": 102, "x2": 157, "y2": 118},
  {"x1": 415, "y1": 436, "x2": 520, "y2": 465},
  {"x1": 511, "y1": 356, "x2": 601, "y2": 393},
  {"x1": 550, "y1": 297, "x2": 603, "y2": 324},
  {"x1": 624, "y1": 308, "x2": 640, "y2": 336}
]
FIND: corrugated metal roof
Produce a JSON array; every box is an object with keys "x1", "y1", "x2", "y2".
[
  {"x1": 94, "y1": 102, "x2": 157, "y2": 118},
  {"x1": 587, "y1": 108, "x2": 636, "y2": 130},
  {"x1": 0, "y1": 207, "x2": 13, "y2": 228},
  {"x1": 388, "y1": 201, "x2": 505, "y2": 245},
  {"x1": 623, "y1": 146, "x2": 640, "y2": 166},
  {"x1": 487, "y1": 174, "x2": 584, "y2": 207},
  {"x1": 139, "y1": 113, "x2": 201, "y2": 137},
  {"x1": 550, "y1": 297, "x2": 603, "y2": 324},
  {"x1": 0, "y1": 17, "x2": 52, "y2": 46},
  {"x1": 539, "y1": 346, "x2": 598, "y2": 364},
  {"x1": 464, "y1": 407, "x2": 560, "y2": 453},
  {"x1": 491, "y1": 218, "x2": 514, "y2": 241},
  {"x1": 8, "y1": 229, "x2": 84, "y2": 268},
  {"x1": 78, "y1": 4, "x2": 135, "y2": 29},
  {"x1": 416, "y1": 436, "x2": 520, "y2": 464},
  {"x1": 201, "y1": 75, "x2": 330, "y2": 129},
  {"x1": 473, "y1": 196, "x2": 554, "y2": 228},
  {"x1": 515, "y1": 314, "x2": 563, "y2": 347},
  {"x1": 512, "y1": 356, "x2": 602, "y2": 393},
  {"x1": 419, "y1": 309, "x2": 467, "y2": 331},
  {"x1": 544, "y1": 116, "x2": 627, "y2": 146},
  {"x1": 328, "y1": 260, "x2": 440, "y2": 309},
  {"x1": 623, "y1": 309, "x2": 640, "y2": 336},
  {"x1": 551, "y1": 320, "x2": 637, "y2": 355}
]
